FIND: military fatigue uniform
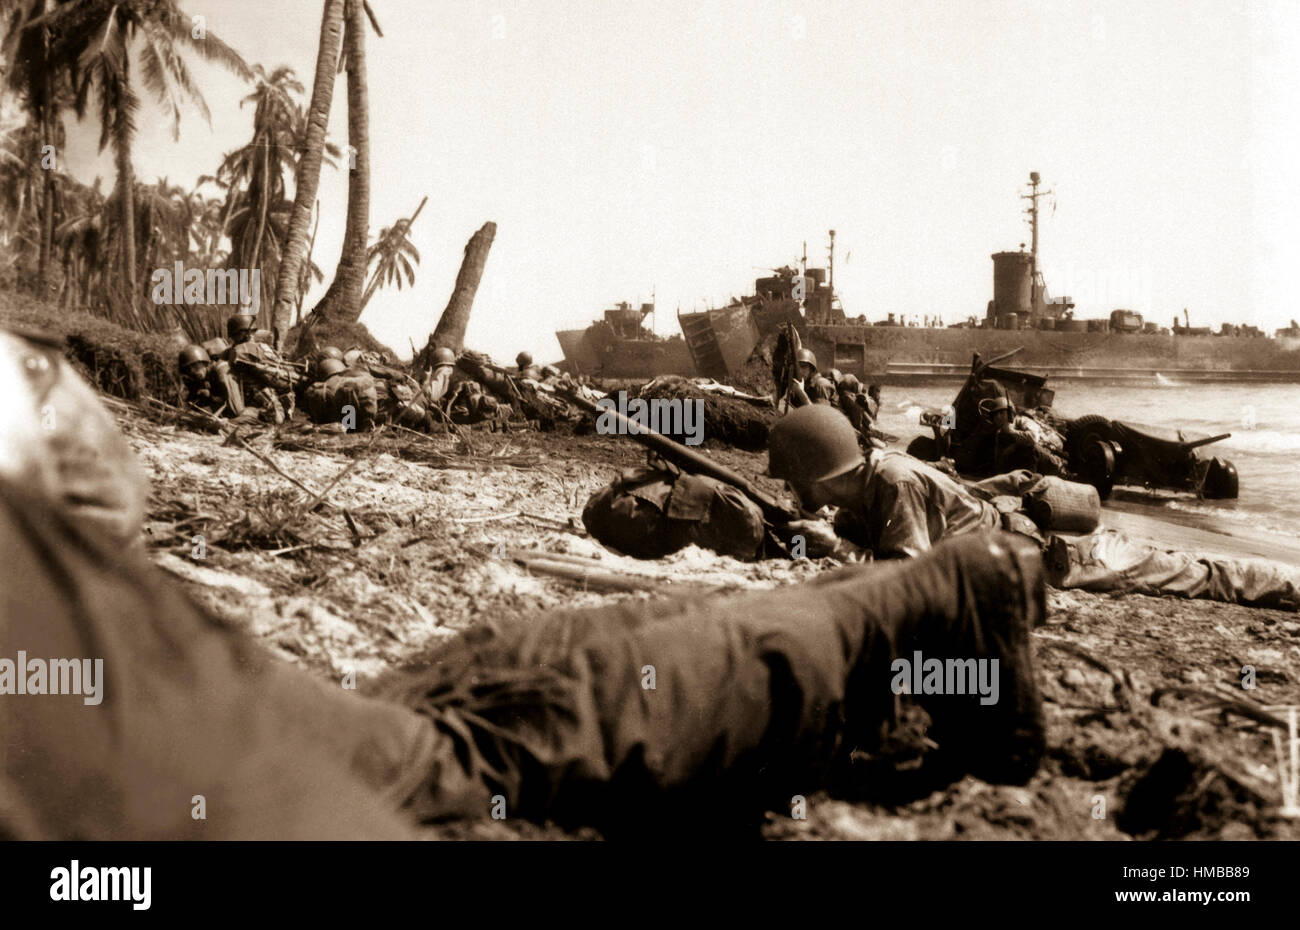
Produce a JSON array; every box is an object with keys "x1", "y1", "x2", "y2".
[
  {"x1": 582, "y1": 463, "x2": 768, "y2": 561},
  {"x1": 304, "y1": 368, "x2": 380, "y2": 430},
  {"x1": 182, "y1": 360, "x2": 243, "y2": 417},
  {"x1": 223, "y1": 341, "x2": 295, "y2": 424}
]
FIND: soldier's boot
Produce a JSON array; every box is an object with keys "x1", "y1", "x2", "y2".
[{"x1": 838, "y1": 531, "x2": 1046, "y2": 786}]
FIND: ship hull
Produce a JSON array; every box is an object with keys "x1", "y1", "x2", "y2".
[
  {"x1": 801, "y1": 326, "x2": 1300, "y2": 385},
  {"x1": 556, "y1": 325, "x2": 694, "y2": 379}
]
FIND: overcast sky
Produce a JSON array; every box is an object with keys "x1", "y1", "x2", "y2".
[{"x1": 57, "y1": 0, "x2": 1300, "y2": 360}]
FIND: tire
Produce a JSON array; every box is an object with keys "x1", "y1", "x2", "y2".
[
  {"x1": 906, "y1": 435, "x2": 938, "y2": 461},
  {"x1": 1080, "y1": 438, "x2": 1116, "y2": 501},
  {"x1": 1065, "y1": 414, "x2": 1112, "y2": 463}
]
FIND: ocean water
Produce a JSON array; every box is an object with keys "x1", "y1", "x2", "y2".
[{"x1": 877, "y1": 379, "x2": 1300, "y2": 539}]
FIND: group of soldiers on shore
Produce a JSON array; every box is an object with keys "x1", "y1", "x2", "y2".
[
  {"x1": 177, "y1": 313, "x2": 570, "y2": 432},
  {"x1": 784, "y1": 345, "x2": 884, "y2": 440}
]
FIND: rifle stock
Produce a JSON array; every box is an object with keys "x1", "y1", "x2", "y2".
[{"x1": 559, "y1": 386, "x2": 797, "y2": 525}]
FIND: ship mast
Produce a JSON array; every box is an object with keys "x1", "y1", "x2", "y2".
[
  {"x1": 827, "y1": 229, "x2": 836, "y2": 293},
  {"x1": 1021, "y1": 172, "x2": 1052, "y2": 308}
]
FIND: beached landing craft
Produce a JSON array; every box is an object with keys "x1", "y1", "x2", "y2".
[{"x1": 555, "y1": 300, "x2": 694, "y2": 379}]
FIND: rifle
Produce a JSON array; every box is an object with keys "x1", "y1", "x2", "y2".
[
  {"x1": 558, "y1": 385, "x2": 799, "y2": 526},
  {"x1": 234, "y1": 358, "x2": 306, "y2": 395}
]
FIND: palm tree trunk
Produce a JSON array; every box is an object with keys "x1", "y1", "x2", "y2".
[
  {"x1": 38, "y1": 57, "x2": 55, "y2": 290},
  {"x1": 271, "y1": 0, "x2": 345, "y2": 346},
  {"x1": 310, "y1": 0, "x2": 370, "y2": 326},
  {"x1": 429, "y1": 221, "x2": 497, "y2": 353},
  {"x1": 116, "y1": 136, "x2": 138, "y2": 315}
]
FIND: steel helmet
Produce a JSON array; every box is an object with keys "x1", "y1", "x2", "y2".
[
  {"x1": 827, "y1": 367, "x2": 843, "y2": 385},
  {"x1": 978, "y1": 396, "x2": 1013, "y2": 418},
  {"x1": 316, "y1": 358, "x2": 347, "y2": 379},
  {"x1": 226, "y1": 313, "x2": 256, "y2": 338},
  {"x1": 767, "y1": 405, "x2": 865, "y2": 487},
  {"x1": 541, "y1": 364, "x2": 561, "y2": 378},
  {"x1": 516, "y1": 351, "x2": 533, "y2": 368},
  {"x1": 319, "y1": 345, "x2": 344, "y2": 360},
  {"x1": 178, "y1": 345, "x2": 210, "y2": 368},
  {"x1": 794, "y1": 347, "x2": 818, "y2": 370},
  {"x1": 342, "y1": 349, "x2": 365, "y2": 368},
  {"x1": 838, "y1": 374, "x2": 861, "y2": 393},
  {"x1": 432, "y1": 347, "x2": 456, "y2": 367}
]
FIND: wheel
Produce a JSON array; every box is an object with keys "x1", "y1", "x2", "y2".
[
  {"x1": 1065, "y1": 414, "x2": 1112, "y2": 463},
  {"x1": 906, "y1": 435, "x2": 938, "y2": 461},
  {"x1": 1080, "y1": 438, "x2": 1116, "y2": 500}
]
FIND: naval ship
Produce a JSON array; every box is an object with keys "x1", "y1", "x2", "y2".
[{"x1": 558, "y1": 174, "x2": 1300, "y2": 384}]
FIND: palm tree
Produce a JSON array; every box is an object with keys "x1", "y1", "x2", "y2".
[
  {"x1": 361, "y1": 195, "x2": 425, "y2": 311},
  {"x1": 32, "y1": 0, "x2": 251, "y2": 313},
  {"x1": 308, "y1": 0, "x2": 378, "y2": 327},
  {"x1": 225, "y1": 66, "x2": 301, "y2": 283},
  {"x1": 1, "y1": 0, "x2": 71, "y2": 288},
  {"x1": 212, "y1": 64, "x2": 338, "y2": 323},
  {"x1": 52, "y1": 174, "x2": 106, "y2": 307},
  {"x1": 271, "y1": 0, "x2": 345, "y2": 345}
]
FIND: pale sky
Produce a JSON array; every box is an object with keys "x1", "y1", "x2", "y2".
[{"x1": 55, "y1": 0, "x2": 1300, "y2": 361}]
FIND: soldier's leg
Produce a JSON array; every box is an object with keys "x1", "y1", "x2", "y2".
[
  {"x1": 1051, "y1": 530, "x2": 1300, "y2": 609},
  {"x1": 0, "y1": 479, "x2": 431, "y2": 839},
  {"x1": 390, "y1": 531, "x2": 1046, "y2": 834}
]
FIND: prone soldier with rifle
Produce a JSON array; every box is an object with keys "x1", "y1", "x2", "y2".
[{"x1": 561, "y1": 386, "x2": 856, "y2": 561}]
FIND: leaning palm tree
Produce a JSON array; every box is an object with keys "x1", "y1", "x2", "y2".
[
  {"x1": 360, "y1": 195, "x2": 425, "y2": 311},
  {"x1": 31, "y1": 0, "x2": 251, "y2": 314},
  {"x1": 271, "y1": 0, "x2": 345, "y2": 345},
  {"x1": 214, "y1": 64, "x2": 339, "y2": 321},
  {"x1": 308, "y1": 0, "x2": 380, "y2": 327}
]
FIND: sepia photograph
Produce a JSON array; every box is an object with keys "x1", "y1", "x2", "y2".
[{"x1": 1, "y1": 0, "x2": 1297, "y2": 909}]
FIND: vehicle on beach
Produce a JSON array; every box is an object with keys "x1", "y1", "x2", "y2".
[{"x1": 907, "y1": 353, "x2": 1240, "y2": 501}]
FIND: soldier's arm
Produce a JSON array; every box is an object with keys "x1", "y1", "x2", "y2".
[{"x1": 211, "y1": 362, "x2": 245, "y2": 416}]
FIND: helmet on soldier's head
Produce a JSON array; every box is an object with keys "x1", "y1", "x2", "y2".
[
  {"x1": 342, "y1": 349, "x2": 364, "y2": 368},
  {"x1": 827, "y1": 368, "x2": 843, "y2": 385},
  {"x1": 978, "y1": 396, "x2": 1013, "y2": 419},
  {"x1": 178, "y1": 345, "x2": 210, "y2": 369},
  {"x1": 541, "y1": 365, "x2": 561, "y2": 378},
  {"x1": 767, "y1": 405, "x2": 865, "y2": 488},
  {"x1": 516, "y1": 351, "x2": 533, "y2": 368},
  {"x1": 226, "y1": 314, "x2": 256, "y2": 339},
  {"x1": 316, "y1": 358, "x2": 347, "y2": 379},
  {"x1": 838, "y1": 374, "x2": 861, "y2": 394},
  {"x1": 319, "y1": 346, "x2": 344, "y2": 360},
  {"x1": 432, "y1": 347, "x2": 456, "y2": 368},
  {"x1": 794, "y1": 347, "x2": 818, "y2": 370}
]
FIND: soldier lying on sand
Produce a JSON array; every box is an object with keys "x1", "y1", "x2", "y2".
[{"x1": 769, "y1": 406, "x2": 1300, "y2": 611}]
